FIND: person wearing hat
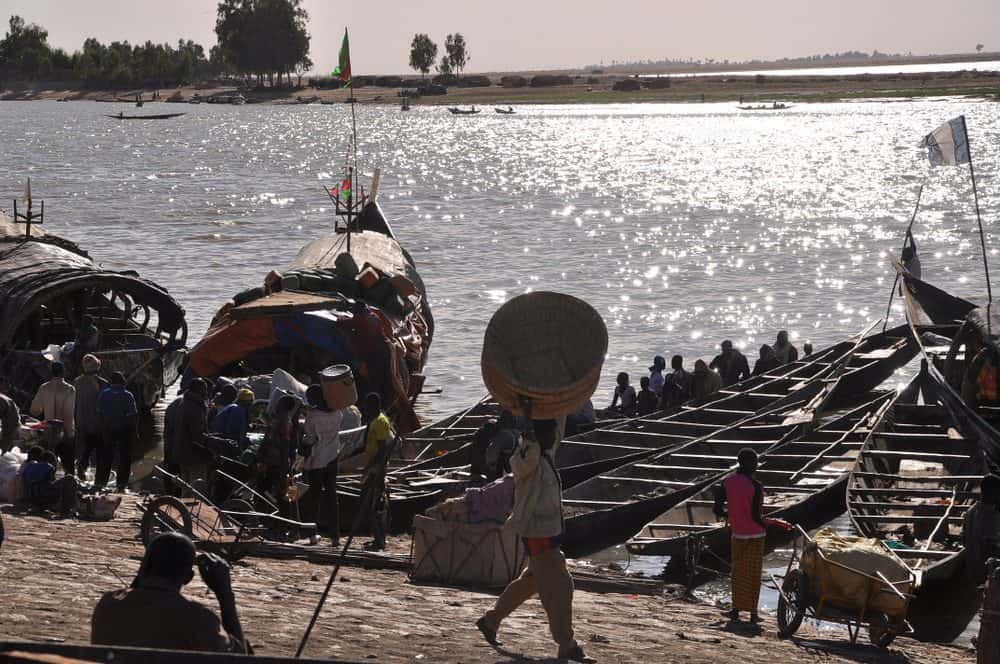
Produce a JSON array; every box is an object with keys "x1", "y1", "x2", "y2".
[
  {"x1": 74, "y1": 354, "x2": 108, "y2": 481},
  {"x1": 97, "y1": 372, "x2": 138, "y2": 492},
  {"x1": 30, "y1": 361, "x2": 76, "y2": 475},
  {"x1": 648, "y1": 355, "x2": 666, "y2": 396},
  {"x1": 210, "y1": 385, "x2": 252, "y2": 450},
  {"x1": 709, "y1": 340, "x2": 750, "y2": 387}
]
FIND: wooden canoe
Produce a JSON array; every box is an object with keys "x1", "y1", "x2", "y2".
[
  {"x1": 0, "y1": 215, "x2": 187, "y2": 409},
  {"x1": 896, "y1": 264, "x2": 977, "y2": 325},
  {"x1": 625, "y1": 387, "x2": 894, "y2": 565},
  {"x1": 847, "y1": 365, "x2": 986, "y2": 642},
  {"x1": 401, "y1": 324, "x2": 915, "y2": 479},
  {"x1": 557, "y1": 323, "x2": 914, "y2": 558},
  {"x1": 106, "y1": 112, "x2": 186, "y2": 120},
  {"x1": 187, "y1": 201, "x2": 432, "y2": 433}
]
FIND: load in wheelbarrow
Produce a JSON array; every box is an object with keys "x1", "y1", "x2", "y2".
[
  {"x1": 774, "y1": 526, "x2": 915, "y2": 648},
  {"x1": 139, "y1": 465, "x2": 317, "y2": 560}
]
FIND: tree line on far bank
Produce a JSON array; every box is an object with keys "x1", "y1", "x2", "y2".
[{"x1": 0, "y1": 0, "x2": 311, "y2": 88}]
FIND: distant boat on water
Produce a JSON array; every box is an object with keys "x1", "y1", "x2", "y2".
[
  {"x1": 738, "y1": 101, "x2": 793, "y2": 110},
  {"x1": 494, "y1": 106, "x2": 515, "y2": 114},
  {"x1": 107, "y1": 112, "x2": 186, "y2": 121},
  {"x1": 448, "y1": 106, "x2": 479, "y2": 115}
]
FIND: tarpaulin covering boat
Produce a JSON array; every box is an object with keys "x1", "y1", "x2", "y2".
[
  {"x1": 0, "y1": 215, "x2": 187, "y2": 408},
  {"x1": 186, "y1": 201, "x2": 432, "y2": 433}
]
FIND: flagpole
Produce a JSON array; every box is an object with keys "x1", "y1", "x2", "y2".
[
  {"x1": 882, "y1": 182, "x2": 925, "y2": 331},
  {"x1": 963, "y1": 115, "x2": 993, "y2": 335}
]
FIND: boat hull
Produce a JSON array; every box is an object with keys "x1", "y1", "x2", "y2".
[
  {"x1": 187, "y1": 202, "x2": 431, "y2": 433},
  {"x1": 0, "y1": 217, "x2": 187, "y2": 410}
]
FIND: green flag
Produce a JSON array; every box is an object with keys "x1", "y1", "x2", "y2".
[{"x1": 331, "y1": 28, "x2": 351, "y2": 87}]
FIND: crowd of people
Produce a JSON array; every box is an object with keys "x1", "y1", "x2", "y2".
[
  {"x1": 609, "y1": 330, "x2": 812, "y2": 417},
  {"x1": 160, "y1": 375, "x2": 394, "y2": 551},
  {"x1": 0, "y1": 357, "x2": 396, "y2": 554}
]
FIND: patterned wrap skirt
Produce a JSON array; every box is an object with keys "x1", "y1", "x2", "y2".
[{"x1": 731, "y1": 536, "x2": 766, "y2": 612}]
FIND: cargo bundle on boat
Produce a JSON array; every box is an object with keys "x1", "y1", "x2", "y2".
[
  {"x1": 186, "y1": 196, "x2": 432, "y2": 433},
  {"x1": 0, "y1": 211, "x2": 187, "y2": 409}
]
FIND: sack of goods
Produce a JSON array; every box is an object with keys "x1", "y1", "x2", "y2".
[
  {"x1": 481, "y1": 292, "x2": 608, "y2": 419},
  {"x1": 800, "y1": 528, "x2": 915, "y2": 617}
]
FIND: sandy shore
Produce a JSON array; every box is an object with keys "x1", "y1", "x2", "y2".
[
  {"x1": 0, "y1": 496, "x2": 975, "y2": 663},
  {"x1": 2, "y1": 68, "x2": 999, "y2": 107}
]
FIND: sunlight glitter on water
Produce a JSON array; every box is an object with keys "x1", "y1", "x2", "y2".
[{"x1": 2, "y1": 99, "x2": 1000, "y2": 418}]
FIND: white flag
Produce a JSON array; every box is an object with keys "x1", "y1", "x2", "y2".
[{"x1": 921, "y1": 116, "x2": 970, "y2": 166}]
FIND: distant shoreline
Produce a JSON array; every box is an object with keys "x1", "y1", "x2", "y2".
[{"x1": 3, "y1": 66, "x2": 999, "y2": 107}]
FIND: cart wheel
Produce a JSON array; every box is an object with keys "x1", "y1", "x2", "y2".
[
  {"x1": 777, "y1": 570, "x2": 807, "y2": 638},
  {"x1": 868, "y1": 614, "x2": 897, "y2": 649},
  {"x1": 141, "y1": 496, "x2": 193, "y2": 546},
  {"x1": 221, "y1": 498, "x2": 260, "y2": 530}
]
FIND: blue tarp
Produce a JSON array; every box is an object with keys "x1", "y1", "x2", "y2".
[{"x1": 272, "y1": 311, "x2": 357, "y2": 372}]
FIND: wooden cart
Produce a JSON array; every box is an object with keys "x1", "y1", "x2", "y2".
[
  {"x1": 139, "y1": 465, "x2": 317, "y2": 559},
  {"x1": 774, "y1": 526, "x2": 915, "y2": 648}
]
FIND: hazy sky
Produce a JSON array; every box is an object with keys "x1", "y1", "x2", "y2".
[{"x1": 3, "y1": 0, "x2": 998, "y2": 74}]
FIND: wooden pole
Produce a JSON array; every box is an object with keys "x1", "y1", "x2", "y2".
[
  {"x1": 963, "y1": 116, "x2": 993, "y2": 336},
  {"x1": 883, "y1": 183, "x2": 925, "y2": 331},
  {"x1": 978, "y1": 558, "x2": 1000, "y2": 664}
]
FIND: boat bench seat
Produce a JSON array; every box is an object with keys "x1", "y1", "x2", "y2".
[
  {"x1": 596, "y1": 476, "x2": 693, "y2": 487},
  {"x1": 862, "y1": 450, "x2": 971, "y2": 462},
  {"x1": 849, "y1": 487, "x2": 980, "y2": 499},
  {"x1": 852, "y1": 472, "x2": 983, "y2": 483},
  {"x1": 852, "y1": 514, "x2": 965, "y2": 524},
  {"x1": 848, "y1": 500, "x2": 972, "y2": 512},
  {"x1": 644, "y1": 523, "x2": 716, "y2": 531}
]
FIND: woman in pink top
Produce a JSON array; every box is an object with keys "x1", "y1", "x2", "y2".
[{"x1": 713, "y1": 448, "x2": 769, "y2": 623}]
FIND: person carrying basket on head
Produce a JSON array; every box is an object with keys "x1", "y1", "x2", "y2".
[{"x1": 475, "y1": 403, "x2": 593, "y2": 663}]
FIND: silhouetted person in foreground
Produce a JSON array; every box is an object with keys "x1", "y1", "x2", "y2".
[{"x1": 91, "y1": 532, "x2": 247, "y2": 653}]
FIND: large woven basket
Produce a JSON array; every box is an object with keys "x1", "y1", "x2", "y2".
[{"x1": 481, "y1": 292, "x2": 608, "y2": 419}]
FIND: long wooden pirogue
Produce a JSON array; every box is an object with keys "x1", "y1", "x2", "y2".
[
  {"x1": 625, "y1": 386, "x2": 895, "y2": 569},
  {"x1": 0, "y1": 215, "x2": 187, "y2": 409},
  {"x1": 557, "y1": 322, "x2": 914, "y2": 558},
  {"x1": 558, "y1": 330, "x2": 901, "y2": 562},
  {"x1": 846, "y1": 366, "x2": 986, "y2": 642},
  {"x1": 399, "y1": 324, "x2": 915, "y2": 488}
]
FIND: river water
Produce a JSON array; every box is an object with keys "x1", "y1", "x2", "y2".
[
  {"x1": 4, "y1": 99, "x2": 1000, "y2": 421},
  {"x1": 3, "y1": 98, "x2": 998, "y2": 641}
]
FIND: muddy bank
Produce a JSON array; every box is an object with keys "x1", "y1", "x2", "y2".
[
  {"x1": 3, "y1": 67, "x2": 999, "y2": 107},
  {"x1": 0, "y1": 497, "x2": 975, "y2": 663}
]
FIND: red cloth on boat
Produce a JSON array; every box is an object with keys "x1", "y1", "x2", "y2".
[{"x1": 188, "y1": 317, "x2": 277, "y2": 377}]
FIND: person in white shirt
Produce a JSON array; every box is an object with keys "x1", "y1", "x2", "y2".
[
  {"x1": 30, "y1": 361, "x2": 76, "y2": 474},
  {"x1": 300, "y1": 385, "x2": 344, "y2": 547}
]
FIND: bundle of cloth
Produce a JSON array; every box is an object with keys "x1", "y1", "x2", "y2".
[
  {"x1": 426, "y1": 474, "x2": 516, "y2": 525},
  {"x1": 0, "y1": 446, "x2": 27, "y2": 502}
]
